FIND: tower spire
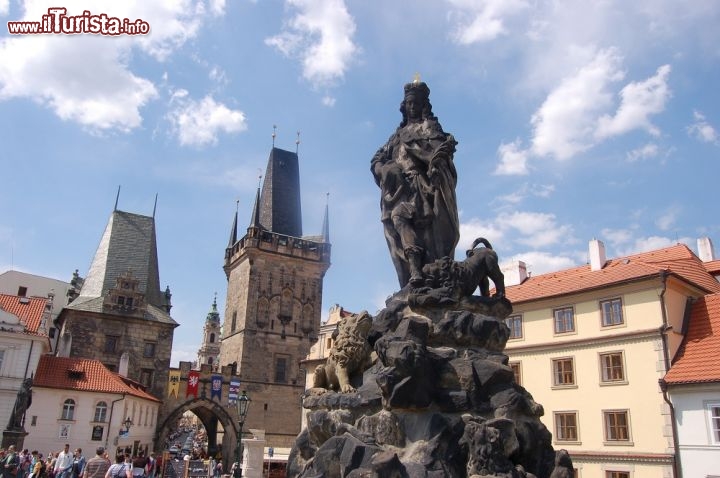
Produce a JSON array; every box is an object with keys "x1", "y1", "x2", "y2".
[
  {"x1": 228, "y1": 200, "x2": 238, "y2": 248},
  {"x1": 152, "y1": 193, "x2": 158, "y2": 218},
  {"x1": 249, "y1": 178, "x2": 262, "y2": 229},
  {"x1": 322, "y1": 192, "x2": 330, "y2": 243},
  {"x1": 296, "y1": 130, "x2": 301, "y2": 154},
  {"x1": 114, "y1": 185, "x2": 121, "y2": 211},
  {"x1": 272, "y1": 125, "x2": 277, "y2": 148}
]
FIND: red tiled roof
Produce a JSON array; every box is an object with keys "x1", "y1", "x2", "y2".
[
  {"x1": 505, "y1": 244, "x2": 720, "y2": 304},
  {"x1": 664, "y1": 293, "x2": 720, "y2": 385},
  {"x1": 34, "y1": 355, "x2": 160, "y2": 402},
  {"x1": 0, "y1": 293, "x2": 47, "y2": 334},
  {"x1": 705, "y1": 259, "x2": 720, "y2": 276}
]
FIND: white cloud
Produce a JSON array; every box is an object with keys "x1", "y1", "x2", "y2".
[
  {"x1": 0, "y1": 0, "x2": 8, "y2": 16},
  {"x1": 687, "y1": 110, "x2": 719, "y2": 144},
  {"x1": 656, "y1": 206, "x2": 680, "y2": 231},
  {"x1": 616, "y1": 235, "x2": 692, "y2": 257},
  {"x1": 493, "y1": 183, "x2": 555, "y2": 206},
  {"x1": 494, "y1": 139, "x2": 530, "y2": 175},
  {"x1": 266, "y1": 0, "x2": 358, "y2": 88},
  {"x1": 626, "y1": 143, "x2": 659, "y2": 162},
  {"x1": 530, "y1": 48, "x2": 624, "y2": 160},
  {"x1": 601, "y1": 228, "x2": 636, "y2": 249},
  {"x1": 322, "y1": 95, "x2": 336, "y2": 107},
  {"x1": 168, "y1": 95, "x2": 247, "y2": 147},
  {"x1": 0, "y1": 1, "x2": 224, "y2": 132},
  {"x1": 503, "y1": 251, "x2": 577, "y2": 276},
  {"x1": 446, "y1": 0, "x2": 529, "y2": 44},
  {"x1": 595, "y1": 64, "x2": 671, "y2": 139}
]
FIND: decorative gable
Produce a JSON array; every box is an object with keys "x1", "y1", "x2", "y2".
[{"x1": 103, "y1": 270, "x2": 146, "y2": 316}]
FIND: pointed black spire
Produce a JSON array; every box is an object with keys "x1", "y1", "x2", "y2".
[
  {"x1": 258, "y1": 147, "x2": 302, "y2": 237},
  {"x1": 322, "y1": 192, "x2": 330, "y2": 243},
  {"x1": 249, "y1": 183, "x2": 262, "y2": 229},
  {"x1": 152, "y1": 193, "x2": 158, "y2": 218},
  {"x1": 228, "y1": 200, "x2": 238, "y2": 248}
]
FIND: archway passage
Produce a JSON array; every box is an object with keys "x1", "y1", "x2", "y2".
[{"x1": 155, "y1": 397, "x2": 241, "y2": 471}]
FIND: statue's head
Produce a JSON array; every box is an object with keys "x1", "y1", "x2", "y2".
[{"x1": 400, "y1": 80, "x2": 435, "y2": 125}]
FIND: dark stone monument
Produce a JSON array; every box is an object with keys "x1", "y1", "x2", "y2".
[
  {"x1": 288, "y1": 80, "x2": 571, "y2": 477},
  {"x1": 2, "y1": 378, "x2": 32, "y2": 449}
]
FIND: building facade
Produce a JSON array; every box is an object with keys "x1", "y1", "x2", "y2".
[
  {"x1": 26, "y1": 355, "x2": 160, "y2": 458},
  {"x1": 219, "y1": 147, "x2": 331, "y2": 449},
  {"x1": 502, "y1": 240, "x2": 720, "y2": 478},
  {"x1": 0, "y1": 270, "x2": 71, "y2": 350},
  {"x1": 663, "y1": 292, "x2": 720, "y2": 477},
  {"x1": 0, "y1": 293, "x2": 51, "y2": 448}
]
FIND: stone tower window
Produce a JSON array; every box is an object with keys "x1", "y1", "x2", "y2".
[
  {"x1": 275, "y1": 356, "x2": 288, "y2": 383},
  {"x1": 231, "y1": 311, "x2": 237, "y2": 332},
  {"x1": 210, "y1": 333, "x2": 215, "y2": 343}
]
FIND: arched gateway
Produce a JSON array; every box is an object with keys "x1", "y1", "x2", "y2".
[{"x1": 156, "y1": 362, "x2": 243, "y2": 469}]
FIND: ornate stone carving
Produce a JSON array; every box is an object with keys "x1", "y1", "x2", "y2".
[{"x1": 313, "y1": 311, "x2": 374, "y2": 393}]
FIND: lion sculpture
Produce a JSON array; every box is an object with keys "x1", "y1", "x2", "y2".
[{"x1": 314, "y1": 311, "x2": 374, "y2": 393}]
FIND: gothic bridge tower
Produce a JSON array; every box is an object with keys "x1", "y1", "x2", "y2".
[{"x1": 219, "y1": 146, "x2": 331, "y2": 448}]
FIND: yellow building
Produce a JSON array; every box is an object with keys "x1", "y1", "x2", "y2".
[{"x1": 502, "y1": 240, "x2": 720, "y2": 477}]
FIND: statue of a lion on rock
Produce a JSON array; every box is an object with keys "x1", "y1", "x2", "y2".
[{"x1": 314, "y1": 311, "x2": 374, "y2": 393}]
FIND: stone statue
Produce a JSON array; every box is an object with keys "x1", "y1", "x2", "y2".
[
  {"x1": 372, "y1": 80, "x2": 459, "y2": 288},
  {"x1": 409, "y1": 237, "x2": 506, "y2": 309},
  {"x1": 7, "y1": 378, "x2": 32, "y2": 430},
  {"x1": 313, "y1": 311, "x2": 374, "y2": 393}
]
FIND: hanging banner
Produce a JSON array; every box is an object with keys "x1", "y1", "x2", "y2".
[
  {"x1": 210, "y1": 374, "x2": 222, "y2": 401},
  {"x1": 186, "y1": 370, "x2": 200, "y2": 398},
  {"x1": 228, "y1": 378, "x2": 240, "y2": 403},
  {"x1": 168, "y1": 370, "x2": 181, "y2": 398}
]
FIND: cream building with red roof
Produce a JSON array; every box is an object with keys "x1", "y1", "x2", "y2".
[
  {"x1": 502, "y1": 239, "x2": 720, "y2": 478},
  {"x1": 0, "y1": 292, "x2": 51, "y2": 448},
  {"x1": 25, "y1": 355, "x2": 160, "y2": 458},
  {"x1": 662, "y1": 292, "x2": 720, "y2": 477}
]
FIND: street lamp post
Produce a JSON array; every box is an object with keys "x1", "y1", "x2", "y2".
[{"x1": 233, "y1": 391, "x2": 250, "y2": 478}]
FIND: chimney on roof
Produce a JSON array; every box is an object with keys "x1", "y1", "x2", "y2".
[
  {"x1": 502, "y1": 260, "x2": 528, "y2": 286},
  {"x1": 589, "y1": 239, "x2": 607, "y2": 271},
  {"x1": 697, "y1": 237, "x2": 716, "y2": 262},
  {"x1": 119, "y1": 352, "x2": 129, "y2": 377}
]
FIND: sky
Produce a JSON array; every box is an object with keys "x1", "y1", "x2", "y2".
[{"x1": 1, "y1": 0, "x2": 719, "y2": 366}]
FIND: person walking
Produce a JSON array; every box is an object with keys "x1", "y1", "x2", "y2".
[
  {"x1": 104, "y1": 456, "x2": 130, "y2": 478},
  {"x1": 54, "y1": 445, "x2": 73, "y2": 478},
  {"x1": 1, "y1": 445, "x2": 19, "y2": 478},
  {"x1": 71, "y1": 450, "x2": 85, "y2": 478},
  {"x1": 80, "y1": 448, "x2": 108, "y2": 478}
]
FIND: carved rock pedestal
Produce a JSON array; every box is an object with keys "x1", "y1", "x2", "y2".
[{"x1": 288, "y1": 290, "x2": 571, "y2": 478}]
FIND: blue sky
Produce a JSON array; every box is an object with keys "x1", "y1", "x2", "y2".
[{"x1": 1, "y1": 0, "x2": 719, "y2": 365}]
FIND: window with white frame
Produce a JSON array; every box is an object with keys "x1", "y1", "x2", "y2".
[
  {"x1": 599, "y1": 352, "x2": 626, "y2": 383},
  {"x1": 603, "y1": 410, "x2": 631, "y2": 442},
  {"x1": 505, "y1": 315, "x2": 523, "y2": 339},
  {"x1": 554, "y1": 411, "x2": 579, "y2": 442},
  {"x1": 93, "y1": 401, "x2": 108, "y2": 422},
  {"x1": 707, "y1": 402, "x2": 720, "y2": 444},
  {"x1": 553, "y1": 307, "x2": 575, "y2": 334},
  {"x1": 552, "y1": 357, "x2": 576, "y2": 386},
  {"x1": 61, "y1": 399, "x2": 75, "y2": 420},
  {"x1": 600, "y1": 298, "x2": 624, "y2": 327},
  {"x1": 0, "y1": 349, "x2": 5, "y2": 371}
]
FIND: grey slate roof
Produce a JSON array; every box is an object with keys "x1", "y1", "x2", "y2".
[
  {"x1": 68, "y1": 210, "x2": 171, "y2": 319},
  {"x1": 259, "y1": 147, "x2": 303, "y2": 237}
]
